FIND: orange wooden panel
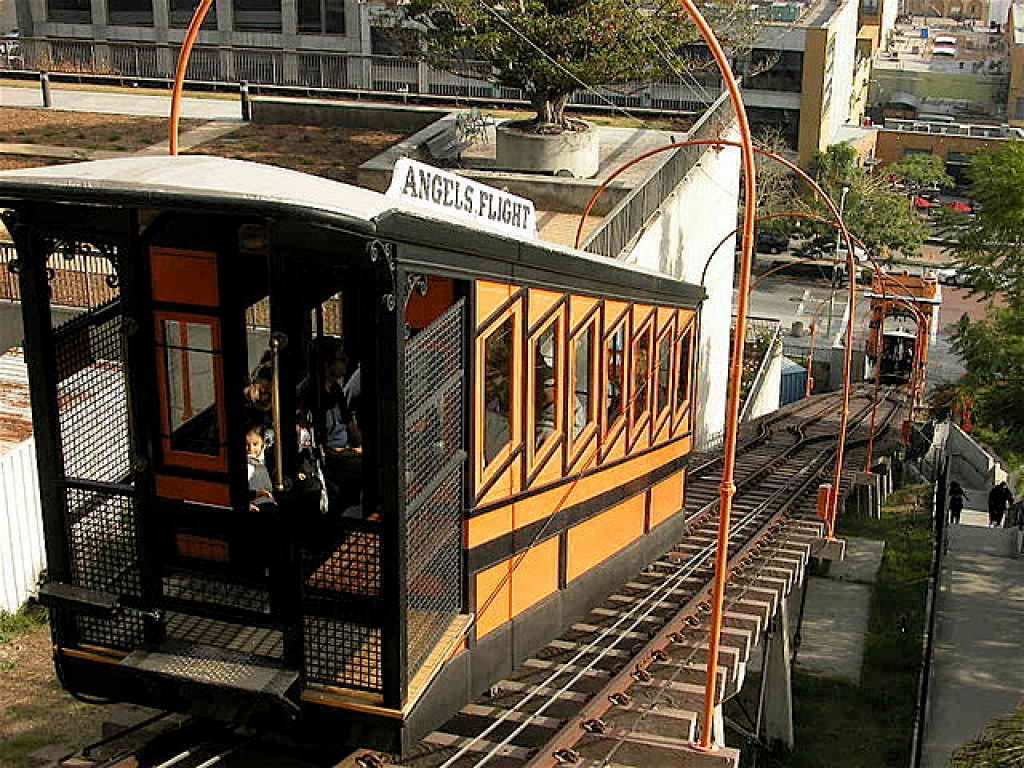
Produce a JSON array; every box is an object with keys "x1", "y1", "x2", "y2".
[
  {"x1": 530, "y1": 442, "x2": 564, "y2": 489},
  {"x1": 516, "y1": 438, "x2": 686, "y2": 530},
  {"x1": 566, "y1": 494, "x2": 645, "y2": 582},
  {"x1": 474, "y1": 561, "x2": 511, "y2": 639},
  {"x1": 632, "y1": 303, "x2": 655, "y2": 327},
  {"x1": 649, "y1": 470, "x2": 684, "y2": 529},
  {"x1": 176, "y1": 533, "x2": 230, "y2": 562},
  {"x1": 156, "y1": 474, "x2": 230, "y2": 507},
  {"x1": 151, "y1": 247, "x2": 218, "y2": 306},
  {"x1": 605, "y1": 423, "x2": 627, "y2": 463},
  {"x1": 467, "y1": 504, "x2": 514, "y2": 549},
  {"x1": 570, "y1": 295, "x2": 600, "y2": 330},
  {"x1": 407, "y1": 276, "x2": 454, "y2": 330},
  {"x1": 476, "y1": 281, "x2": 514, "y2": 326},
  {"x1": 603, "y1": 300, "x2": 629, "y2": 331},
  {"x1": 657, "y1": 306, "x2": 675, "y2": 329},
  {"x1": 528, "y1": 288, "x2": 563, "y2": 329},
  {"x1": 510, "y1": 536, "x2": 560, "y2": 616}
]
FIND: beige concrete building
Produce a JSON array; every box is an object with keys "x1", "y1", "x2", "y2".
[{"x1": 1007, "y1": 3, "x2": 1024, "y2": 124}]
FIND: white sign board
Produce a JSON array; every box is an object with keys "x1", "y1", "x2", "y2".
[{"x1": 387, "y1": 157, "x2": 538, "y2": 241}]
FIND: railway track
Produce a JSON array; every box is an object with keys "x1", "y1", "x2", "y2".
[{"x1": 342, "y1": 385, "x2": 906, "y2": 768}]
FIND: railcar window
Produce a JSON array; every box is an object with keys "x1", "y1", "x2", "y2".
[
  {"x1": 656, "y1": 331, "x2": 672, "y2": 417},
  {"x1": 573, "y1": 324, "x2": 595, "y2": 439},
  {"x1": 483, "y1": 318, "x2": 514, "y2": 465},
  {"x1": 606, "y1": 324, "x2": 626, "y2": 428},
  {"x1": 677, "y1": 328, "x2": 693, "y2": 408},
  {"x1": 161, "y1": 318, "x2": 221, "y2": 456},
  {"x1": 632, "y1": 328, "x2": 651, "y2": 422},
  {"x1": 531, "y1": 321, "x2": 560, "y2": 451}
]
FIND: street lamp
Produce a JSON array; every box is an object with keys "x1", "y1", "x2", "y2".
[{"x1": 826, "y1": 185, "x2": 851, "y2": 336}]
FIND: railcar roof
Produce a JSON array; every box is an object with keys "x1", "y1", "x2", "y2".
[{"x1": 0, "y1": 156, "x2": 705, "y2": 305}]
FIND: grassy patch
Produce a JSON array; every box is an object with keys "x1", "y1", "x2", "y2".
[
  {"x1": 971, "y1": 426, "x2": 1024, "y2": 492},
  {"x1": 735, "y1": 484, "x2": 933, "y2": 767},
  {"x1": 0, "y1": 605, "x2": 47, "y2": 645}
]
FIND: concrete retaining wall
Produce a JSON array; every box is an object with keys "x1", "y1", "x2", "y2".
[{"x1": 251, "y1": 96, "x2": 449, "y2": 132}]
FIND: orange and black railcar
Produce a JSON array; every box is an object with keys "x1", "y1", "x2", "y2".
[{"x1": 0, "y1": 156, "x2": 704, "y2": 753}]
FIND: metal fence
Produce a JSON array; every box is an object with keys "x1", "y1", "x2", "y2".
[
  {"x1": 738, "y1": 316, "x2": 783, "y2": 422},
  {"x1": 581, "y1": 89, "x2": 734, "y2": 261},
  {"x1": 0, "y1": 38, "x2": 720, "y2": 114}
]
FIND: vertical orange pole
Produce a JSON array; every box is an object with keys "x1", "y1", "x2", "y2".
[
  {"x1": 670, "y1": 0, "x2": 757, "y2": 751},
  {"x1": 168, "y1": 0, "x2": 215, "y2": 156}
]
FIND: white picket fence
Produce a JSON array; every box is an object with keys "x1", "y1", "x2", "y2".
[{"x1": 0, "y1": 438, "x2": 45, "y2": 614}]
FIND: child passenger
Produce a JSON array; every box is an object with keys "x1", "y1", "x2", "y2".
[{"x1": 246, "y1": 424, "x2": 275, "y2": 511}]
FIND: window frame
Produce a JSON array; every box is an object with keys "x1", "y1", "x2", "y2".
[
  {"x1": 475, "y1": 303, "x2": 521, "y2": 490},
  {"x1": 674, "y1": 321, "x2": 695, "y2": 430},
  {"x1": 602, "y1": 314, "x2": 630, "y2": 446},
  {"x1": 526, "y1": 311, "x2": 564, "y2": 474},
  {"x1": 653, "y1": 317, "x2": 676, "y2": 436},
  {"x1": 629, "y1": 316, "x2": 654, "y2": 441},
  {"x1": 154, "y1": 310, "x2": 228, "y2": 473},
  {"x1": 567, "y1": 313, "x2": 599, "y2": 467}
]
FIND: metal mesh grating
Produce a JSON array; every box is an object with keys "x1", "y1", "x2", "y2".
[
  {"x1": 164, "y1": 612, "x2": 284, "y2": 659},
  {"x1": 67, "y1": 486, "x2": 140, "y2": 598},
  {"x1": 53, "y1": 304, "x2": 130, "y2": 484},
  {"x1": 303, "y1": 617, "x2": 382, "y2": 692},
  {"x1": 406, "y1": 466, "x2": 464, "y2": 678},
  {"x1": 303, "y1": 530, "x2": 380, "y2": 597},
  {"x1": 163, "y1": 572, "x2": 272, "y2": 615},
  {"x1": 403, "y1": 296, "x2": 465, "y2": 682},
  {"x1": 77, "y1": 613, "x2": 145, "y2": 651}
]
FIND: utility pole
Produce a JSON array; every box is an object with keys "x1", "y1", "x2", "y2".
[{"x1": 826, "y1": 185, "x2": 850, "y2": 337}]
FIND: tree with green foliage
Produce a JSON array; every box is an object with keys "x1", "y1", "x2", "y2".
[
  {"x1": 885, "y1": 153, "x2": 955, "y2": 196},
  {"x1": 803, "y1": 144, "x2": 928, "y2": 256},
  {"x1": 390, "y1": 0, "x2": 754, "y2": 133},
  {"x1": 940, "y1": 144, "x2": 1024, "y2": 459}
]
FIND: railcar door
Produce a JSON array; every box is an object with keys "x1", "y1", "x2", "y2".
[{"x1": 136, "y1": 219, "x2": 302, "y2": 704}]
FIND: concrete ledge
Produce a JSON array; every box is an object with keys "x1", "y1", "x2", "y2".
[
  {"x1": 250, "y1": 95, "x2": 448, "y2": 132},
  {"x1": 812, "y1": 537, "x2": 847, "y2": 561}
]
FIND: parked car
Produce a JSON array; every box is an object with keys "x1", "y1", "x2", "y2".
[{"x1": 756, "y1": 231, "x2": 790, "y2": 254}]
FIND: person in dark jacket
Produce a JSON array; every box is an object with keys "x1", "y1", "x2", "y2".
[
  {"x1": 987, "y1": 481, "x2": 1014, "y2": 528},
  {"x1": 948, "y1": 481, "x2": 967, "y2": 525}
]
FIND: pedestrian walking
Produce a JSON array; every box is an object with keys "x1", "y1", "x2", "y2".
[
  {"x1": 948, "y1": 481, "x2": 967, "y2": 525},
  {"x1": 987, "y1": 481, "x2": 1014, "y2": 528}
]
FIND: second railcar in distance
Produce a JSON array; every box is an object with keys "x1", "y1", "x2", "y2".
[{"x1": 0, "y1": 156, "x2": 705, "y2": 754}]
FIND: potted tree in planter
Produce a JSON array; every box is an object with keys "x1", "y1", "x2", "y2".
[{"x1": 391, "y1": 0, "x2": 754, "y2": 178}]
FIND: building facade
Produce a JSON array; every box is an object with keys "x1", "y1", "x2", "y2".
[{"x1": 1008, "y1": 2, "x2": 1024, "y2": 125}]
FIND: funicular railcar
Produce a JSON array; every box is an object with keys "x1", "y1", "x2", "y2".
[{"x1": 0, "y1": 156, "x2": 704, "y2": 754}]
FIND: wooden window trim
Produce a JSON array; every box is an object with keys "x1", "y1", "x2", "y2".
[
  {"x1": 475, "y1": 302, "x2": 522, "y2": 492},
  {"x1": 602, "y1": 313, "x2": 630, "y2": 451},
  {"x1": 154, "y1": 310, "x2": 228, "y2": 473},
  {"x1": 629, "y1": 317, "x2": 654, "y2": 445},
  {"x1": 653, "y1": 317, "x2": 676, "y2": 438},
  {"x1": 566, "y1": 316, "x2": 599, "y2": 469},
  {"x1": 526, "y1": 310, "x2": 564, "y2": 475}
]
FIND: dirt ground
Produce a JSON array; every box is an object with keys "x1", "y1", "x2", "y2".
[
  {"x1": 190, "y1": 123, "x2": 404, "y2": 183},
  {"x1": 0, "y1": 616, "x2": 107, "y2": 768},
  {"x1": 0, "y1": 107, "x2": 204, "y2": 152}
]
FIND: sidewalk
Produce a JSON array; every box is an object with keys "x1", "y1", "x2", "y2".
[
  {"x1": 922, "y1": 505, "x2": 1024, "y2": 768},
  {"x1": 1, "y1": 82, "x2": 241, "y2": 121}
]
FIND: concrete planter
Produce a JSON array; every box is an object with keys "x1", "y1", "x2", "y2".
[{"x1": 495, "y1": 120, "x2": 600, "y2": 178}]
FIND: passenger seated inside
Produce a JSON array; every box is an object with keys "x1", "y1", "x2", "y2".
[
  {"x1": 297, "y1": 337, "x2": 362, "y2": 515},
  {"x1": 245, "y1": 424, "x2": 275, "y2": 511},
  {"x1": 244, "y1": 351, "x2": 275, "y2": 443}
]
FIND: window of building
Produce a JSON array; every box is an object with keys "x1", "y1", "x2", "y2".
[
  {"x1": 1017, "y1": 98, "x2": 1024, "y2": 121},
  {"x1": 170, "y1": 0, "x2": 217, "y2": 28},
  {"x1": 571, "y1": 323, "x2": 596, "y2": 440},
  {"x1": 298, "y1": 0, "x2": 345, "y2": 34},
  {"x1": 655, "y1": 329, "x2": 672, "y2": 419},
  {"x1": 605, "y1": 322, "x2": 626, "y2": 430},
  {"x1": 233, "y1": 0, "x2": 281, "y2": 32},
  {"x1": 741, "y1": 49, "x2": 804, "y2": 93},
  {"x1": 108, "y1": 0, "x2": 153, "y2": 26},
  {"x1": 632, "y1": 326, "x2": 651, "y2": 423},
  {"x1": 530, "y1": 320, "x2": 560, "y2": 453},
  {"x1": 157, "y1": 315, "x2": 225, "y2": 467},
  {"x1": 47, "y1": 0, "x2": 90, "y2": 24},
  {"x1": 483, "y1": 317, "x2": 513, "y2": 466}
]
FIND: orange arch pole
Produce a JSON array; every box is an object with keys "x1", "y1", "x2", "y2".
[
  {"x1": 168, "y1": 0, "x2": 215, "y2": 156},
  {"x1": 665, "y1": 0, "x2": 757, "y2": 750}
]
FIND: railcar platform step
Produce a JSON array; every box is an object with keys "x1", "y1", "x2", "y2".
[
  {"x1": 38, "y1": 582, "x2": 120, "y2": 617},
  {"x1": 121, "y1": 641, "x2": 299, "y2": 700}
]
